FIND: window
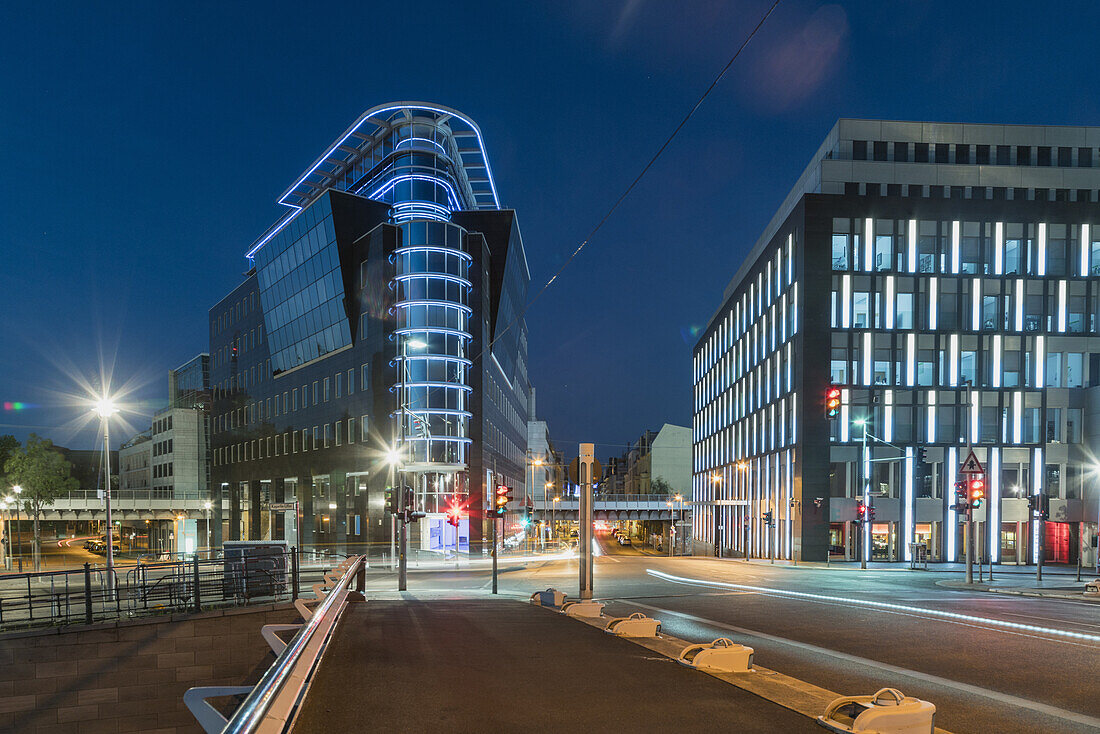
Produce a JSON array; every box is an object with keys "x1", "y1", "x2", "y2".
[
  {"x1": 324, "y1": 378, "x2": 330, "y2": 401},
  {"x1": 347, "y1": 369, "x2": 354, "y2": 395},
  {"x1": 897, "y1": 292, "x2": 914, "y2": 329},
  {"x1": 348, "y1": 418, "x2": 355, "y2": 443},
  {"x1": 335, "y1": 373, "x2": 342, "y2": 398},
  {"x1": 313, "y1": 426, "x2": 319, "y2": 450},
  {"x1": 361, "y1": 415, "x2": 370, "y2": 441},
  {"x1": 1066, "y1": 353, "x2": 1083, "y2": 387},
  {"x1": 853, "y1": 140, "x2": 867, "y2": 160},
  {"x1": 914, "y1": 143, "x2": 929, "y2": 163},
  {"x1": 362, "y1": 365, "x2": 369, "y2": 390},
  {"x1": 335, "y1": 421, "x2": 342, "y2": 446},
  {"x1": 292, "y1": 388, "x2": 298, "y2": 410}
]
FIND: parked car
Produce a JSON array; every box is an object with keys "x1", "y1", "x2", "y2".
[{"x1": 617, "y1": 535, "x2": 632, "y2": 546}]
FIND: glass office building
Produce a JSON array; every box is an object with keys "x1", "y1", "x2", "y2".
[
  {"x1": 694, "y1": 120, "x2": 1100, "y2": 566},
  {"x1": 209, "y1": 103, "x2": 531, "y2": 554}
]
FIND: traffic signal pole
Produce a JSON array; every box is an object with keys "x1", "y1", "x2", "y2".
[{"x1": 491, "y1": 514, "x2": 498, "y2": 595}]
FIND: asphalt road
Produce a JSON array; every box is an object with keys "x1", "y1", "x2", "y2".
[{"x1": 358, "y1": 551, "x2": 1100, "y2": 734}]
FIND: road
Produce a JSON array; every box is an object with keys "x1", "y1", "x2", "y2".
[{"x1": 358, "y1": 551, "x2": 1100, "y2": 734}]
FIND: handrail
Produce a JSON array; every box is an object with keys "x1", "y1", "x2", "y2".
[{"x1": 221, "y1": 555, "x2": 365, "y2": 733}]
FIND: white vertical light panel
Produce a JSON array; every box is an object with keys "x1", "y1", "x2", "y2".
[
  {"x1": 906, "y1": 333, "x2": 916, "y2": 386},
  {"x1": 1038, "y1": 222, "x2": 1047, "y2": 276},
  {"x1": 989, "y1": 448, "x2": 1000, "y2": 562},
  {"x1": 947, "y1": 446, "x2": 958, "y2": 560},
  {"x1": 927, "y1": 390, "x2": 937, "y2": 443},
  {"x1": 949, "y1": 334, "x2": 959, "y2": 387},
  {"x1": 863, "y1": 332, "x2": 872, "y2": 386},
  {"x1": 951, "y1": 221, "x2": 961, "y2": 274},
  {"x1": 840, "y1": 389, "x2": 850, "y2": 442},
  {"x1": 864, "y1": 218, "x2": 874, "y2": 271},
  {"x1": 1057, "y1": 281, "x2": 1067, "y2": 333},
  {"x1": 884, "y1": 390, "x2": 894, "y2": 443},
  {"x1": 908, "y1": 219, "x2": 917, "y2": 272},
  {"x1": 904, "y1": 447, "x2": 914, "y2": 561},
  {"x1": 970, "y1": 393, "x2": 979, "y2": 445},
  {"x1": 1015, "y1": 279, "x2": 1024, "y2": 331},
  {"x1": 994, "y1": 222, "x2": 1004, "y2": 275},
  {"x1": 787, "y1": 233, "x2": 794, "y2": 284},
  {"x1": 992, "y1": 335, "x2": 1002, "y2": 388},
  {"x1": 1032, "y1": 447, "x2": 1043, "y2": 564},
  {"x1": 842, "y1": 275, "x2": 851, "y2": 328},
  {"x1": 886, "y1": 276, "x2": 896, "y2": 329},
  {"x1": 786, "y1": 343, "x2": 792, "y2": 393},
  {"x1": 929, "y1": 277, "x2": 938, "y2": 330},
  {"x1": 792, "y1": 392, "x2": 797, "y2": 443},
  {"x1": 1013, "y1": 391, "x2": 1022, "y2": 444},
  {"x1": 1081, "y1": 224, "x2": 1091, "y2": 277},
  {"x1": 1036, "y1": 335, "x2": 1045, "y2": 388},
  {"x1": 972, "y1": 278, "x2": 981, "y2": 331}
]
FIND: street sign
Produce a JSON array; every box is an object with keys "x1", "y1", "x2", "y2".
[
  {"x1": 269, "y1": 502, "x2": 298, "y2": 511},
  {"x1": 959, "y1": 451, "x2": 984, "y2": 475}
]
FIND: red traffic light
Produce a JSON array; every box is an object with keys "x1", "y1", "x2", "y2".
[{"x1": 826, "y1": 387, "x2": 841, "y2": 418}]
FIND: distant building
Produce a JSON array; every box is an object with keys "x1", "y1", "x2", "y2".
[
  {"x1": 119, "y1": 432, "x2": 152, "y2": 494},
  {"x1": 623, "y1": 424, "x2": 691, "y2": 496}
]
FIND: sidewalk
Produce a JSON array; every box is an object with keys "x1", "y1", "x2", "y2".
[
  {"x1": 704, "y1": 555, "x2": 1089, "y2": 577},
  {"x1": 290, "y1": 597, "x2": 817, "y2": 732},
  {"x1": 937, "y1": 574, "x2": 1100, "y2": 601}
]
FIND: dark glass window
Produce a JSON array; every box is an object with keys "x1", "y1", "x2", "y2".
[
  {"x1": 950, "y1": 186, "x2": 965, "y2": 199},
  {"x1": 955, "y1": 144, "x2": 970, "y2": 164},
  {"x1": 894, "y1": 142, "x2": 908, "y2": 162},
  {"x1": 1078, "y1": 147, "x2": 1093, "y2": 167},
  {"x1": 914, "y1": 143, "x2": 929, "y2": 162},
  {"x1": 873, "y1": 141, "x2": 888, "y2": 161},
  {"x1": 853, "y1": 140, "x2": 867, "y2": 160},
  {"x1": 996, "y1": 145, "x2": 1010, "y2": 165},
  {"x1": 887, "y1": 184, "x2": 902, "y2": 197},
  {"x1": 935, "y1": 144, "x2": 949, "y2": 163},
  {"x1": 1058, "y1": 147, "x2": 1072, "y2": 166},
  {"x1": 1017, "y1": 146, "x2": 1031, "y2": 165},
  {"x1": 844, "y1": 182, "x2": 860, "y2": 196},
  {"x1": 976, "y1": 145, "x2": 990, "y2": 164},
  {"x1": 1037, "y1": 146, "x2": 1052, "y2": 166}
]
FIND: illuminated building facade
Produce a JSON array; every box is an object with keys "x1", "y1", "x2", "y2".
[
  {"x1": 209, "y1": 103, "x2": 531, "y2": 553},
  {"x1": 694, "y1": 119, "x2": 1100, "y2": 566}
]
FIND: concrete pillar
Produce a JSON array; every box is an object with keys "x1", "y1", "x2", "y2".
[
  {"x1": 248, "y1": 480, "x2": 262, "y2": 540},
  {"x1": 273, "y1": 478, "x2": 286, "y2": 541},
  {"x1": 300, "y1": 475, "x2": 315, "y2": 549},
  {"x1": 229, "y1": 482, "x2": 242, "y2": 541}
]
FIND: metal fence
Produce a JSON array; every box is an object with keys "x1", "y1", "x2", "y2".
[{"x1": 0, "y1": 549, "x2": 301, "y2": 630}]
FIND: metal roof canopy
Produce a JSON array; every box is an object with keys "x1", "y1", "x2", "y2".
[{"x1": 246, "y1": 102, "x2": 501, "y2": 260}]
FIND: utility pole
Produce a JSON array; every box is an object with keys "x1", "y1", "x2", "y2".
[
  {"x1": 964, "y1": 379, "x2": 974, "y2": 586},
  {"x1": 491, "y1": 511, "x2": 498, "y2": 594},
  {"x1": 578, "y1": 443, "x2": 594, "y2": 600}
]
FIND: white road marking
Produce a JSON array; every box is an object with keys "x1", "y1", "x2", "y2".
[
  {"x1": 627, "y1": 600, "x2": 1100, "y2": 731},
  {"x1": 647, "y1": 569, "x2": 1100, "y2": 645}
]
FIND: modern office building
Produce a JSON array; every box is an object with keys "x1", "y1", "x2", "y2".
[
  {"x1": 208, "y1": 102, "x2": 531, "y2": 555},
  {"x1": 693, "y1": 119, "x2": 1100, "y2": 566}
]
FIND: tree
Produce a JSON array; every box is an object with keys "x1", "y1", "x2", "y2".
[
  {"x1": 4, "y1": 435, "x2": 78, "y2": 571},
  {"x1": 0, "y1": 434, "x2": 18, "y2": 474},
  {"x1": 651, "y1": 477, "x2": 674, "y2": 496}
]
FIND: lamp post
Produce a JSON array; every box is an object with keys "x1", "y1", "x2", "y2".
[
  {"x1": 711, "y1": 474, "x2": 722, "y2": 557},
  {"x1": 93, "y1": 398, "x2": 119, "y2": 596},
  {"x1": 674, "y1": 493, "x2": 684, "y2": 555},
  {"x1": 203, "y1": 500, "x2": 213, "y2": 555},
  {"x1": 11, "y1": 485, "x2": 22, "y2": 571},
  {"x1": 1, "y1": 497, "x2": 10, "y2": 570},
  {"x1": 854, "y1": 417, "x2": 870, "y2": 570},
  {"x1": 552, "y1": 495, "x2": 560, "y2": 547},
  {"x1": 665, "y1": 501, "x2": 674, "y2": 556},
  {"x1": 395, "y1": 337, "x2": 425, "y2": 592}
]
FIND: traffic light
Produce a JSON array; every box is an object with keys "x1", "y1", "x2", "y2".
[
  {"x1": 867, "y1": 505, "x2": 876, "y2": 522},
  {"x1": 762, "y1": 511, "x2": 774, "y2": 527},
  {"x1": 825, "y1": 387, "x2": 841, "y2": 420},
  {"x1": 384, "y1": 487, "x2": 399, "y2": 514},
  {"x1": 522, "y1": 508, "x2": 532, "y2": 528},
  {"x1": 952, "y1": 481, "x2": 968, "y2": 510},
  {"x1": 446, "y1": 504, "x2": 460, "y2": 528},
  {"x1": 1029, "y1": 494, "x2": 1050, "y2": 519},
  {"x1": 855, "y1": 501, "x2": 867, "y2": 523},
  {"x1": 493, "y1": 485, "x2": 511, "y2": 518},
  {"x1": 968, "y1": 478, "x2": 985, "y2": 509}
]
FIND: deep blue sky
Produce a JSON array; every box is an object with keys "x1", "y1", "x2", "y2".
[{"x1": 3, "y1": 1, "x2": 1100, "y2": 457}]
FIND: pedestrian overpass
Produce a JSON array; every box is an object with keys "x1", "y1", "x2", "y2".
[{"x1": 529, "y1": 493, "x2": 689, "y2": 522}]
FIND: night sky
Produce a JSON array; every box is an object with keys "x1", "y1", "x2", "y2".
[{"x1": 3, "y1": 1, "x2": 1100, "y2": 459}]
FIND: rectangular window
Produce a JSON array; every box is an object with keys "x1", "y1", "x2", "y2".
[
  {"x1": 335, "y1": 373, "x2": 342, "y2": 398},
  {"x1": 362, "y1": 365, "x2": 369, "y2": 390},
  {"x1": 348, "y1": 418, "x2": 355, "y2": 443},
  {"x1": 313, "y1": 426, "x2": 319, "y2": 450},
  {"x1": 361, "y1": 415, "x2": 370, "y2": 441},
  {"x1": 347, "y1": 369, "x2": 355, "y2": 394},
  {"x1": 335, "y1": 421, "x2": 342, "y2": 446},
  {"x1": 324, "y1": 423, "x2": 331, "y2": 448},
  {"x1": 324, "y1": 378, "x2": 330, "y2": 401}
]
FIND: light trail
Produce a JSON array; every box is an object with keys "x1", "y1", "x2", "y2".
[{"x1": 646, "y1": 569, "x2": 1100, "y2": 644}]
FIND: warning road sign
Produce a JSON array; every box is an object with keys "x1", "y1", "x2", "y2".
[{"x1": 959, "y1": 450, "x2": 984, "y2": 475}]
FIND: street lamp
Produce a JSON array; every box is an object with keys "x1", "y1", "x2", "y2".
[
  {"x1": 552, "y1": 495, "x2": 560, "y2": 546},
  {"x1": 673, "y1": 493, "x2": 685, "y2": 556},
  {"x1": 11, "y1": 485, "x2": 22, "y2": 570},
  {"x1": 0, "y1": 497, "x2": 10, "y2": 569},
  {"x1": 203, "y1": 500, "x2": 213, "y2": 555},
  {"x1": 93, "y1": 397, "x2": 119, "y2": 594}
]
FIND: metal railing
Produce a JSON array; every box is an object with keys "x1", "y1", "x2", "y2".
[
  {"x1": 220, "y1": 555, "x2": 366, "y2": 733},
  {"x1": 0, "y1": 549, "x2": 301, "y2": 630}
]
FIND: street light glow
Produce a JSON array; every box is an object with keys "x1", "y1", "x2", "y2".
[
  {"x1": 385, "y1": 448, "x2": 402, "y2": 466},
  {"x1": 93, "y1": 397, "x2": 119, "y2": 418},
  {"x1": 406, "y1": 339, "x2": 427, "y2": 348},
  {"x1": 12, "y1": 485, "x2": 22, "y2": 494}
]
